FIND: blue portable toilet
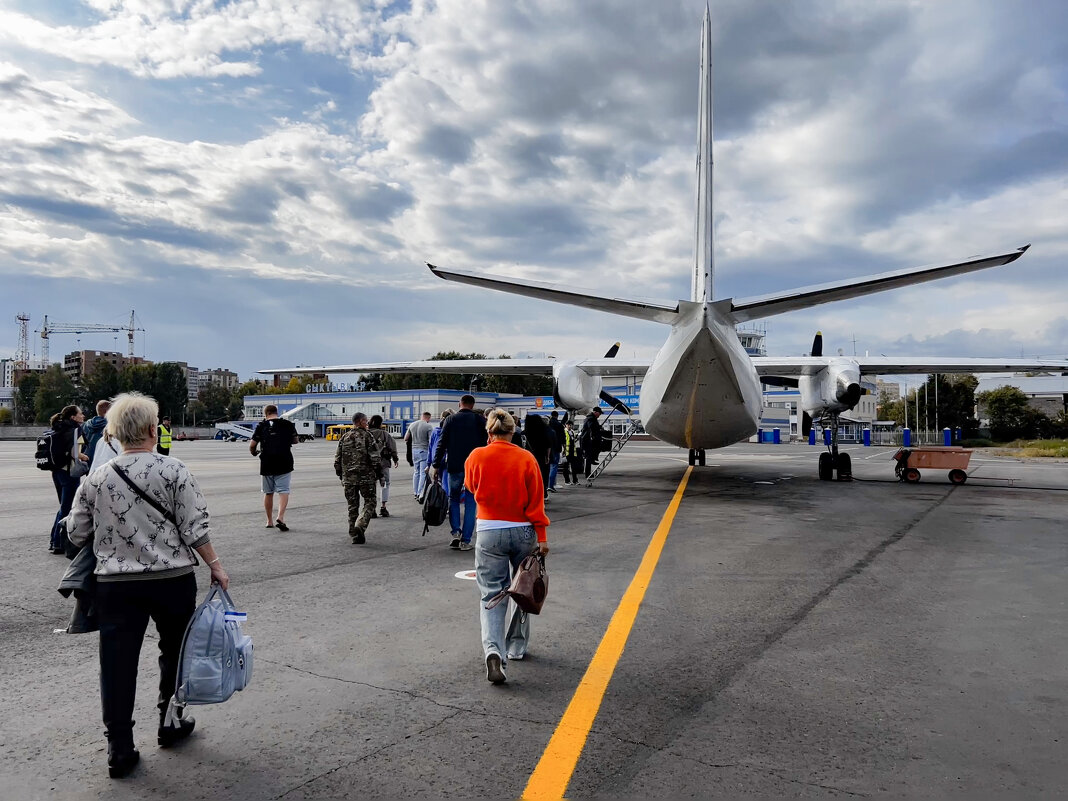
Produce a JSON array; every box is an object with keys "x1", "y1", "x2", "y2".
[
  {"x1": 903, "y1": 427, "x2": 911, "y2": 447},
  {"x1": 808, "y1": 429, "x2": 816, "y2": 446},
  {"x1": 863, "y1": 428, "x2": 871, "y2": 447},
  {"x1": 823, "y1": 429, "x2": 831, "y2": 446},
  {"x1": 943, "y1": 427, "x2": 951, "y2": 446},
  {"x1": 773, "y1": 428, "x2": 781, "y2": 444}
]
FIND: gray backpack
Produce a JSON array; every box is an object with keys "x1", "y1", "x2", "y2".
[{"x1": 164, "y1": 584, "x2": 252, "y2": 726}]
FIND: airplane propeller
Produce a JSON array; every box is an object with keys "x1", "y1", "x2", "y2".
[
  {"x1": 811, "y1": 331, "x2": 823, "y2": 357},
  {"x1": 599, "y1": 341, "x2": 631, "y2": 414}
]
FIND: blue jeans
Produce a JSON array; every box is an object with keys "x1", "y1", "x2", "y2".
[
  {"x1": 475, "y1": 525, "x2": 536, "y2": 664},
  {"x1": 412, "y1": 447, "x2": 429, "y2": 496},
  {"x1": 448, "y1": 471, "x2": 476, "y2": 542},
  {"x1": 50, "y1": 469, "x2": 80, "y2": 550},
  {"x1": 548, "y1": 453, "x2": 560, "y2": 489}
]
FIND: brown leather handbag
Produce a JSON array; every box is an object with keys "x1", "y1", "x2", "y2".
[{"x1": 485, "y1": 551, "x2": 548, "y2": 614}]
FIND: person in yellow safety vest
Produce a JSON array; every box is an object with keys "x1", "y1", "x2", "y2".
[{"x1": 157, "y1": 416, "x2": 172, "y2": 456}]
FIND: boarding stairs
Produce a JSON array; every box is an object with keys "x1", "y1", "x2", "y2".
[
  {"x1": 585, "y1": 418, "x2": 642, "y2": 487},
  {"x1": 214, "y1": 421, "x2": 256, "y2": 440}
]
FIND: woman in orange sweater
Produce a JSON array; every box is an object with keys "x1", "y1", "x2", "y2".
[{"x1": 465, "y1": 408, "x2": 550, "y2": 684}]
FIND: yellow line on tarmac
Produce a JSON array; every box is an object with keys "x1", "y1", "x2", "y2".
[{"x1": 521, "y1": 466, "x2": 693, "y2": 801}]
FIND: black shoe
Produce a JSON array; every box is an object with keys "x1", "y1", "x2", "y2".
[
  {"x1": 275, "y1": 520, "x2": 289, "y2": 532},
  {"x1": 107, "y1": 733, "x2": 140, "y2": 779},
  {"x1": 449, "y1": 537, "x2": 461, "y2": 550},
  {"x1": 108, "y1": 748, "x2": 140, "y2": 779},
  {"x1": 158, "y1": 716, "x2": 195, "y2": 748},
  {"x1": 352, "y1": 528, "x2": 366, "y2": 544},
  {"x1": 379, "y1": 506, "x2": 389, "y2": 517},
  {"x1": 486, "y1": 653, "x2": 506, "y2": 684}
]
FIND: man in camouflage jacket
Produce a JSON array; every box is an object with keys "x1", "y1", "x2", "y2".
[{"x1": 334, "y1": 412, "x2": 382, "y2": 544}]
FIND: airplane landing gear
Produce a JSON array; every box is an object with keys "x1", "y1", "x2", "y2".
[
  {"x1": 818, "y1": 414, "x2": 852, "y2": 481},
  {"x1": 688, "y1": 448, "x2": 706, "y2": 466}
]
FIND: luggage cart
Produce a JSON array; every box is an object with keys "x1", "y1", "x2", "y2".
[{"x1": 892, "y1": 447, "x2": 973, "y2": 484}]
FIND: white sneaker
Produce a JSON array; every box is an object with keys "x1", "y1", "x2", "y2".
[
  {"x1": 458, "y1": 540, "x2": 474, "y2": 551},
  {"x1": 506, "y1": 652, "x2": 525, "y2": 661},
  {"x1": 486, "y1": 654, "x2": 506, "y2": 684}
]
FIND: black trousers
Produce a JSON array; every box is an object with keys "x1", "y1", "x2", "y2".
[
  {"x1": 96, "y1": 573, "x2": 197, "y2": 739},
  {"x1": 566, "y1": 455, "x2": 583, "y2": 482},
  {"x1": 49, "y1": 470, "x2": 79, "y2": 550}
]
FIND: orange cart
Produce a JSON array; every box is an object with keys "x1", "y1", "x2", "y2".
[{"x1": 892, "y1": 446, "x2": 973, "y2": 484}]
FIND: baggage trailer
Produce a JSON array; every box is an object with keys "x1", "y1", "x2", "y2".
[{"x1": 892, "y1": 446, "x2": 973, "y2": 484}]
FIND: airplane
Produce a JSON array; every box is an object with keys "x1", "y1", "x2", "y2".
[{"x1": 262, "y1": 7, "x2": 1068, "y2": 481}]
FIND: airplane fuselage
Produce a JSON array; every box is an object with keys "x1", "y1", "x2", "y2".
[{"x1": 639, "y1": 301, "x2": 762, "y2": 449}]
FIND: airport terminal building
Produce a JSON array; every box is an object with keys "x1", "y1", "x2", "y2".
[{"x1": 241, "y1": 381, "x2": 816, "y2": 440}]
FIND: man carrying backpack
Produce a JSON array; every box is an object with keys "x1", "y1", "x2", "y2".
[
  {"x1": 430, "y1": 394, "x2": 488, "y2": 551},
  {"x1": 250, "y1": 405, "x2": 298, "y2": 531}
]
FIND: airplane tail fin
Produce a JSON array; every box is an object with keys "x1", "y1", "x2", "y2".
[{"x1": 692, "y1": 4, "x2": 714, "y2": 303}]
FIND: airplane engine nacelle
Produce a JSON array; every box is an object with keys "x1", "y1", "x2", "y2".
[
  {"x1": 552, "y1": 362, "x2": 602, "y2": 412},
  {"x1": 799, "y1": 358, "x2": 862, "y2": 415}
]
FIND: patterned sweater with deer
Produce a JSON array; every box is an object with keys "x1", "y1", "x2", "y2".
[{"x1": 66, "y1": 452, "x2": 212, "y2": 582}]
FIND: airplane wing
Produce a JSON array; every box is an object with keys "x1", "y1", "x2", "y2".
[
  {"x1": 752, "y1": 355, "x2": 1068, "y2": 377},
  {"x1": 427, "y1": 263, "x2": 680, "y2": 324},
  {"x1": 258, "y1": 358, "x2": 652, "y2": 378},
  {"x1": 729, "y1": 246, "x2": 1030, "y2": 322}
]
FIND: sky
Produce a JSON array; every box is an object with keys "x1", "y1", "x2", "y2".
[{"x1": 1, "y1": 0, "x2": 1066, "y2": 384}]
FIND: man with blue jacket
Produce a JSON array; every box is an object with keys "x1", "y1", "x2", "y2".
[
  {"x1": 81, "y1": 399, "x2": 111, "y2": 463},
  {"x1": 430, "y1": 394, "x2": 487, "y2": 551}
]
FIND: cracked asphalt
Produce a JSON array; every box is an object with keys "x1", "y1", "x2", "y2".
[{"x1": 1, "y1": 439, "x2": 1066, "y2": 799}]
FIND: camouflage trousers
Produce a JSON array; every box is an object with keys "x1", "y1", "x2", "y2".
[{"x1": 343, "y1": 479, "x2": 377, "y2": 534}]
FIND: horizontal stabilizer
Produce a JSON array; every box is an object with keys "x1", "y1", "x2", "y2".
[
  {"x1": 258, "y1": 358, "x2": 652, "y2": 378},
  {"x1": 753, "y1": 355, "x2": 1068, "y2": 377},
  {"x1": 729, "y1": 246, "x2": 1029, "y2": 322},
  {"x1": 428, "y1": 263, "x2": 679, "y2": 324}
]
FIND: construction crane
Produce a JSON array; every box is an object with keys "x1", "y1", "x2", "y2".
[
  {"x1": 14, "y1": 313, "x2": 30, "y2": 370},
  {"x1": 35, "y1": 310, "x2": 144, "y2": 367}
]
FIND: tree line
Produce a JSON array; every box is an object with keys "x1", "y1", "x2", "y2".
[
  {"x1": 876, "y1": 374, "x2": 1067, "y2": 441},
  {"x1": 2, "y1": 350, "x2": 551, "y2": 427},
  {"x1": 4, "y1": 361, "x2": 305, "y2": 426}
]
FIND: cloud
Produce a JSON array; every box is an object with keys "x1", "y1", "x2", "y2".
[{"x1": 1, "y1": 0, "x2": 1066, "y2": 378}]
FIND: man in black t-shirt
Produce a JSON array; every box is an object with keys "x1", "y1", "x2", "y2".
[{"x1": 250, "y1": 404, "x2": 298, "y2": 531}]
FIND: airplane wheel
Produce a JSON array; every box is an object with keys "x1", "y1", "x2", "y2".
[
  {"x1": 949, "y1": 469, "x2": 968, "y2": 485},
  {"x1": 687, "y1": 449, "x2": 695, "y2": 466},
  {"x1": 904, "y1": 468, "x2": 921, "y2": 483},
  {"x1": 697, "y1": 449, "x2": 706, "y2": 466},
  {"x1": 818, "y1": 452, "x2": 834, "y2": 481},
  {"x1": 836, "y1": 452, "x2": 852, "y2": 481}
]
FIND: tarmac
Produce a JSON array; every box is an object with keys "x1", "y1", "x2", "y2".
[{"x1": 1, "y1": 438, "x2": 1066, "y2": 799}]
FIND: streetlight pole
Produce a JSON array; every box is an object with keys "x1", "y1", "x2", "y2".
[{"x1": 934, "y1": 374, "x2": 939, "y2": 440}]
